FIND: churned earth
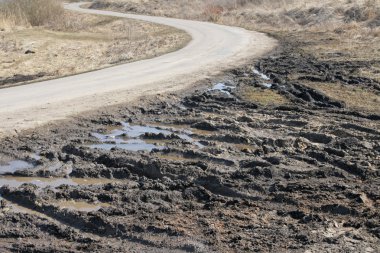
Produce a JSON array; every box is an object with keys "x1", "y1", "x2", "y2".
[{"x1": 0, "y1": 36, "x2": 379, "y2": 252}]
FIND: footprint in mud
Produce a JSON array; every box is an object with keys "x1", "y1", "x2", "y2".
[
  {"x1": 90, "y1": 122, "x2": 204, "y2": 151},
  {"x1": 0, "y1": 152, "x2": 44, "y2": 175}
]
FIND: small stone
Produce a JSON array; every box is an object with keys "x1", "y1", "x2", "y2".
[{"x1": 25, "y1": 50, "x2": 35, "y2": 54}]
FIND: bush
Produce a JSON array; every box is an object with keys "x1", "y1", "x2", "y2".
[{"x1": 0, "y1": 0, "x2": 64, "y2": 27}]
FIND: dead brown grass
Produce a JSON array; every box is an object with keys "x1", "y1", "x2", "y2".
[
  {"x1": 241, "y1": 86, "x2": 289, "y2": 106},
  {"x1": 0, "y1": 0, "x2": 64, "y2": 28},
  {"x1": 304, "y1": 82, "x2": 380, "y2": 113},
  {"x1": 0, "y1": 11, "x2": 190, "y2": 87}
]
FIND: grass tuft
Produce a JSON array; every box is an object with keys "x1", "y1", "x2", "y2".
[{"x1": 241, "y1": 86, "x2": 289, "y2": 106}]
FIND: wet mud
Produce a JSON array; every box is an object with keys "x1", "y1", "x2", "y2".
[{"x1": 0, "y1": 39, "x2": 379, "y2": 252}]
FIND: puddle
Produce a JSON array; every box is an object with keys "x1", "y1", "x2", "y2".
[
  {"x1": 253, "y1": 69, "x2": 270, "y2": 80},
  {"x1": 90, "y1": 140, "x2": 165, "y2": 151},
  {"x1": 57, "y1": 200, "x2": 110, "y2": 212},
  {"x1": 71, "y1": 177, "x2": 120, "y2": 185},
  {"x1": 7, "y1": 202, "x2": 51, "y2": 219},
  {"x1": 208, "y1": 82, "x2": 236, "y2": 96},
  {"x1": 147, "y1": 124, "x2": 205, "y2": 148},
  {"x1": 177, "y1": 134, "x2": 204, "y2": 148},
  {"x1": 91, "y1": 122, "x2": 204, "y2": 151},
  {"x1": 0, "y1": 160, "x2": 34, "y2": 175},
  {"x1": 3, "y1": 199, "x2": 109, "y2": 215},
  {"x1": 252, "y1": 68, "x2": 273, "y2": 88},
  {"x1": 29, "y1": 153, "x2": 41, "y2": 161},
  {"x1": 0, "y1": 176, "x2": 120, "y2": 188},
  {"x1": 262, "y1": 83, "x2": 273, "y2": 88},
  {"x1": 151, "y1": 123, "x2": 214, "y2": 136},
  {"x1": 122, "y1": 123, "x2": 172, "y2": 138}
]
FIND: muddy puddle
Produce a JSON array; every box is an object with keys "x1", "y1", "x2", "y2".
[
  {"x1": 57, "y1": 200, "x2": 110, "y2": 212},
  {"x1": 253, "y1": 68, "x2": 270, "y2": 80},
  {"x1": 0, "y1": 160, "x2": 34, "y2": 175},
  {"x1": 3, "y1": 199, "x2": 109, "y2": 216},
  {"x1": 0, "y1": 176, "x2": 121, "y2": 188},
  {"x1": 91, "y1": 122, "x2": 204, "y2": 151},
  {"x1": 90, "y1": 140, "x2": 165, "y2": 151},
  {"x1": 150, "y1": 122, "x2": 215, "y2": 137},
  {"x1": 5, "y1": 202, "x2": 51, "y2": 219},
  {"x1": 253, "y1": 68, "x2": 272, "y2": 88},
  {"x1": 208, "y1": 82, "x2": 236, "y2": 96}
]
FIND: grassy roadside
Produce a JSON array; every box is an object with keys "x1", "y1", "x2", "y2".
[
  {"x1": 0, "y1": 0, "x2": 190, "y2": 87},
  {"x1": 90, "y1": 0, "x2": 380, "y2": 113}
]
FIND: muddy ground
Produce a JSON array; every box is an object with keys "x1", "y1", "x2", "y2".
[{"x1": 0, "y1": 37, "x2": 379, "y2": 252}]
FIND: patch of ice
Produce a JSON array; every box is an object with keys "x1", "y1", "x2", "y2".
[
  {"x1": 208, "y1": 82, "x2": 236, "y2": 95},
  {"x1": 253, "y1": 69, "x2": 270, "y2": 81},
  {"x1": 91, "y1": 123, "x2": 204, "y2": 151},
  {"x1": 262, "y1": 83, "x2": 272, "y2": 88},
  {"x1": 0, "y1": 160, "x2": 34, "y2": 175}
]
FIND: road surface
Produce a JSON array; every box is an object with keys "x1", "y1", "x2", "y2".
[{"x1": 0, "y1": 2, "x2": 276, "y2": 136}]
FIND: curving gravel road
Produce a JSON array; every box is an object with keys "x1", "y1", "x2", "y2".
[{"x1": 0, "y1": 2, "x2": 276, "y2": 136}]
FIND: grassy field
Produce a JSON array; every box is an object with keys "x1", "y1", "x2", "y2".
[{"x1": 241, "y1": 86, "x2": 289, "y2": 106}]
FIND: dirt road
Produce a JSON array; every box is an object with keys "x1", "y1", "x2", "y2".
[{"x1": 0, "y1": 2, "x2": 276, "y2": 136}]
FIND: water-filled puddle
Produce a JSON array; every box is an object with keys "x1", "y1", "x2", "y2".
[
  {"x1": 253, "y1": 69, "x2": 270, "y2": 80},
  {"x1": 0, "y1": 160, "x2": 34, "y2": 175},
  {"x1": 91, "y1": 122, "x2": 204, "y2": 151},
  {"x1": 262, "y1": 83, "x2": 273, "y2": 88},
  {"x1": 0, "y1": 176, "x2": 120, "y2": 188},
  {"x1": 253, "y1": 68, "x2": 272, "y2": 88},
  {"x1": 3, "y1": 200, "x2": 109, "y2": 215},
  {"x1": 208, "y1": 82, "x2": 236, "y2": 96},
  {"x1": 57, "y1": 200, "x2": 110, "y2": 212},
  {"x1": 91, "y1": 140, "x2": 164, "y2": 151},
  {"x1": 7, "y1": 202, "x2": 51, "y2": 218}
]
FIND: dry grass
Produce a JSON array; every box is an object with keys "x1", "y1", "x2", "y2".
[
  {"x1": 240, "y1": 86, "x2": 289, "y2": 106},
  {"x1": 90, "y1": 0, "x2": 380, "y2": 33},
  {"x1": 0, "y1": 11, "x2": 190, "y2": 86},
  {"x1": 304, "y1": 82, "x2": 380, "y2": 113},
  {"x1": 0, "y1": 0, "x2": 64, "y2": 28}
]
